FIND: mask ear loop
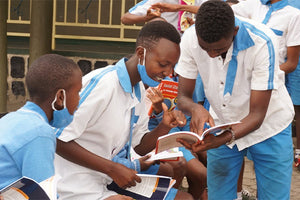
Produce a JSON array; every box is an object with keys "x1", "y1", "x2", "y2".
[
  {"x1": 51, "y1": 89, "x2": 66, "y2": 111},
  {"x1": 142, "y1": 48, "x2": 146, "y2": 65}
]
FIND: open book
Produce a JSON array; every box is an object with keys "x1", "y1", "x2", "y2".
[
  {"x1": 0, "y1": 176, "x2": 59, "y2": 200},
  {"x1": 130, "y1": 146, "x2": 183, "y2": 162},
  {"x1": 107, "y1": 174, "x2": 176, "y2": 200},
  {"x1": 156, "y1": 121, "x2": 241, "y2": 153}
]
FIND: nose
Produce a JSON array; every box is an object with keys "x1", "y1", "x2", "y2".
[
  {"x1": 207, "y1": 50, "x2": 220, "y2": 58},
  {"x1": 163, "y1": 65, "x2": 173, "y2": 77}
]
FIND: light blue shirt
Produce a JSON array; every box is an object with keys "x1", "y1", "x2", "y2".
[{"x1": 0, "y1": 101, "x2": 56, "y2": 189}]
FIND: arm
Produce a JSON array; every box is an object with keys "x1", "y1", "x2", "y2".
[
  {"x1": 151, "y1": 3, "x2": 200, "y2": 14},
  {"x1": 134, "y1": 104, "x2": 186, "y2": 155},
  {"x1": 179, "y1": 90, "x2": 272, "y2": 152},
  {"x1": 121, "y1": 9, "x2": 161, "y2": 25},
  {"x1": 280, "y1": 46, "x2": 300, "y2": 74},
  {"x1": 177, "y1": 75, "x2": 215, "y2": 135},
  {"x1": 56, "y1": 140, "x2": 141, "y2": 188}
]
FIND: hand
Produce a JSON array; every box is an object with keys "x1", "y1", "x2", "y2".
[
  {"x1": 190, "y1": 104, "x2": 215, "y2": 135},
  {"x1": 138, "y1": 154, "x2": 156, "y2": 171},
  {"x1": 177, "y1": 130, "x2": 232, "y2": 152},
  {"x1": 107, "y1": 163, "x2": 141, "y2": 189},
  {"x1": 105, "y1": 195, "x2": 134, "y2": 200},
  {"x1": 146, "y1": 7, "x2": 161, "y2": 21},
  {"x1": 162, "y1": 103, "x2": 186, "y2": 128},
  {"x1": 151, "y1": 3, "x2": 180, "y2": 13},
  {"x1": 147, "y1": 87, "x2": 164, "y2": 114}
]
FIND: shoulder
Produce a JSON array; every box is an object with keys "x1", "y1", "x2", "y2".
[{"x1": 0, "y1": 112, "x2": 55, "y2": 154}]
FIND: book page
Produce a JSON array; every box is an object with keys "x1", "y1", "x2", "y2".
[
  {"x1": 1, "y1": 187, "x2": 29, "y2": 200},
  {"x1": 147, "y1": 147, "x2": 183, "y2": 161},
  {"x1": 126, "y1": 175, "x2": 160, "y2": 198},
  {"x1": 156, "y1": 132, "x2": 200, "y2": 153},
  {"x1": 39, "y1": 175, "x2": 60, "y2": 200},
  {"x1": 199, "y1": 121, "x2": 241, "y2": 140}
]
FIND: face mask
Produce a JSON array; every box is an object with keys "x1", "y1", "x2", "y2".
[
  {"x1": 50, "y1": 89, "x2": 74, "y2": 128},
  {"x1": 137, "y1": 48, "x2": 160, "y2": 87}
]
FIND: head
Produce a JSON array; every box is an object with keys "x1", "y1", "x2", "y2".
[
  {"x1": 26, "y1": 54, "x2": 82, "y2": 116},
  {"x1": 135, "y1": 20, "x2": 181, "y2": 84},
  {"x1": 195, "y1": 0, "x2": 238, "y2": 58}
]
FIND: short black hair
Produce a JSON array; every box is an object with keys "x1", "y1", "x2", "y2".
[
  {"x1": 136, "y1": 21, "x2": 181, "y2": 50},
  {"x1": 26, "y1": 54, "x2": 80, "y2": 102},
  {"x1": 195, "y1": 0, "x2": 235, "y2": 43}
]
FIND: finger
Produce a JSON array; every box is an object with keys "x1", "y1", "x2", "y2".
[
  {"x1": 177, "y1": 138, "x2": 192, "y2": 150},
  {"x1": 162, "y1": 102, "x2": 168, "y2": 112},
  {"x1": 209, "y1": 116, "x2": 215, "y2": 127}
]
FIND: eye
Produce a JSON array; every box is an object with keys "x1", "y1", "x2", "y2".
[{"x1": 159, "y1": 62, "x2": 168, "y2": 68}]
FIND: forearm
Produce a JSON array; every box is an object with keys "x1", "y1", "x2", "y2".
[
  {"x1": 280, "y1": 60, "x2": 298, "y2": 74},
  {"x1": 134, "y1": 122, "x2": 171, "y2": 155},
  {"x1": 179, "y1": 5, "x2": 200, "y2": 14},
  {"x1": 56, "y1": 139, "x2": 115, "y2": 175},
  {"x1": 121, "y1": 12, "x2": 153, "y2": 25}
]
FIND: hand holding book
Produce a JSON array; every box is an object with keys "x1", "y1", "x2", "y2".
[{"x1": 155, "y1": 121, "x2": 241, "y2": 153}]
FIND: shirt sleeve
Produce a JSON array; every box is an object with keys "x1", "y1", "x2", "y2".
[
  {"x1": 13, "y1": 136, "x2": 56, "y2": 183},
  {"x1": 286, "y1": 11, "x2": 300, "y2": 47},
  {"x1": 231, "y1": 0, "x2": 254, "y2": 18},
  {"x1": 129, "y1": 0, "x2": 157, "y2": 15},
  {"x1": 175, "y1": 27, "x2": 199, "y2": 79}
]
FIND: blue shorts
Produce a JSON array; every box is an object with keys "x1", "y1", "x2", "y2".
[
  {"x1": 164, "y1": 188, "x2": 178, "y2": 200},
  {"x1": 207, "y1": 124, "x2": 293, "y2": 200},
  {"x1": 286, "y1": 61, "x2": 300, "y2": 105}
]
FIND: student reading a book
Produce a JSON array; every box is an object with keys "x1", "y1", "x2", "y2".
[
  {"x1": 121, "y1": 0, "x2": 207, "y2": 33},
  {"x1": 0, "y1": 54, "x2": 82, "y2": 190},
  {"x1": 175, "y1": 1, "x2": 294, "y2": 199},
  {"x1": 232, "y1": 0, "x2": 300, "y2": 172},
  {"x1": 54, "y1": 21, "x2": 193, "y2": 200}
]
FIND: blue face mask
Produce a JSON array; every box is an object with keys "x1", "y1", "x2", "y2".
[
  {"x1": 50, "y1": 89, "x2": 74, "y2": 128},
  {"x1": 137, "y1": 48, "x2": 160, "y2": 87}
]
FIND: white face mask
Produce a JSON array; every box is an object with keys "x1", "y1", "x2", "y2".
[{"x1": 50, "y1": 89, "x2": 74, "y2": 128}]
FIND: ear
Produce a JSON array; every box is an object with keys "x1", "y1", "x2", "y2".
[
  {"x1": 53, "y1": 89, "x2": 65, "y2": 110},
  {"x1": 233, "y1": 26, "x2": 239, "y2": 37},
  {"x1": 136, "y1": 46, "x2": 145, "y2": 63}
]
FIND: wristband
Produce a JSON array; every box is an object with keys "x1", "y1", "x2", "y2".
[{"x1": 225, "y1": 128, "x2": 235, "y2": 145}]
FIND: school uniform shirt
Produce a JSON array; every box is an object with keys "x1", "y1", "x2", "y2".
[
  {"x1": 0, "y1": 101, "x2": 55, "y2": 189},
  {"x1": 129, "y1": 0, "x2": 206, "y2": 31},
  {"x1": 175, "y1": 17, "x2": 294, "y2": 151},
  {"x1": 55, "y1": 58, "x2": 150, "y2": 200},
  {"x1": 232, "y1": 0, "x2": 300, "y2": 65}
]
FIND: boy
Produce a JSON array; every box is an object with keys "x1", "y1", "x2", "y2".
[
  {"x1": 175, "y1": 1, "x2": 294, "y2": 199},
  {"x1": 231, "y1": 0, "x2": 300, "y2": 171},
  {"x1": 55, "y1": 21, "x2": 192, "y2": 200},
  {"x1": 0, "y1": 54, "x2": 82, "y2": 189}
]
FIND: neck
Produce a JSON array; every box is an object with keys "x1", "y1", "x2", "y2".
[
  {"x1": 271, "y1": 0, "x2": 282, "y2": 4},
  {"x1": 31, "y1": 98, "x2": 53, "y2": 122},
  {"x1": 125, "y1": 55, "x2": 141, "y2": 87}
]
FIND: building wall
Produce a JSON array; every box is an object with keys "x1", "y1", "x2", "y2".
[{"x1": 7, "y1": 54, "x2": 118, "y2": 111}]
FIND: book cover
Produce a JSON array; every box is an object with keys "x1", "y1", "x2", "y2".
[
  {"x1": 155, "y1": 121, "x2": 241, "y2": 153},
  {"x1": 107, "y1": 174, "x2": 175, "y2": 200},
  {"x1": 0, "y1": 176, "x2": 59, "y2": 200}
]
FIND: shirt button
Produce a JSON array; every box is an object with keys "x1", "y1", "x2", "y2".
[
  {"x1": 221, "y1": 81, "x2": 224, "y2": 85},
  {"x1": 222, "y1": 104, "x2": 226, "y2": 107}
]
